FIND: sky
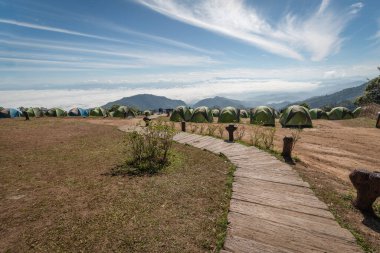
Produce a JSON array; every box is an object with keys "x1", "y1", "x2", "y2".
[{"x1": 0, "y1": 0, "x2": 379, "y2": 109}]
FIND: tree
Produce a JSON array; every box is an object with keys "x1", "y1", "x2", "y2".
[{"x1": 355, "y1": 77, "x2": 380, "y2": 105}]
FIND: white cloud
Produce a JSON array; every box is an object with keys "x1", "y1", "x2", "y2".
[
  {"x1": 137, "y1": 0, "x2": 362, "y2": 61},
  {"x1": 0, "y1": 79, "x2": 319, "y2": 109}
]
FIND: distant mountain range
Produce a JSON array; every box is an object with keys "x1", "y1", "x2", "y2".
[
  {"x1": 268, "y1": 82, "x2": 367, "y2": 110},
  {"x1": 192, "y1": 96, "x2": 246, "y2": 108},
  {"x1": 103, "y1": 81, "x2": 367, "y2": 111},
  {"x1": 103, "y1": 94, "x2": 186, "y2": 111}
]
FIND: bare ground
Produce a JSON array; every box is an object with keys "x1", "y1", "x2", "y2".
[{"x1": 0, "y1": 117, "x2": 233, "y2": 252}]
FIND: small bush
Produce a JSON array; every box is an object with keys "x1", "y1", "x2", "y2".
[
  {"x1": 189, "y1": 123, "x2": 198, "y2": 133},
  {"x1": 207, "y1": 124, "x2": 217, "y2": 136},
  {"x1": 290, "y1": 127, "x2": 302, "y2": 151},
  {"x1": 217, "y1": 125, "x2": 224, "y2": 138},
  {"x1": 234, "y1": 125, "x2": 245, "y2": 141},
  {"x1": 248, "y1": 125, "x2": 276, "y2": 150},
  {"x1": 122, "y1": 122, "x2": 176, "y2": 175},
  {"x1": 199, "y1": 124, "x2": 205, "y2": 135}
]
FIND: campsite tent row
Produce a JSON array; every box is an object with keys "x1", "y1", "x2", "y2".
[
  {"x1": 170, "y1": 105, "x2": 361, "y2": 128},
  {"x1": 171, "y1": 105, "x2": 281, "y2": 126},
  {"x1": 0, "y1": 106, "x2": 138, "y2": 118}
]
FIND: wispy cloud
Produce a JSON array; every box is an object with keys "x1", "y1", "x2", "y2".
[
  {"x1": 0, "y1": 37, "x2": 217, "y2": 68},
  {"x1": 137, "y1": 0, "x2": 363, "y2": 61},
  {"x1": 0, "y1": 18, "x2": 128, "y2": 44}
]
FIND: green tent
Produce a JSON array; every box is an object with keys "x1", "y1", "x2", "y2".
[
  {"x1": 143, "y1": 110, "x2": 152, "y2": 116},
  {"x1": 191, "y1": 106, "x2": 213, "y2": 123},
  {"x1": 218, "y1": 107, "x2": 240, "y2": 123},
  {"x1": 170, "y1": 106, "x2": 192, "y2": 122},
  {"x1": 46, "y1": 108, "x2": 66, "y2": 117},
  {"x1": 240, "y1": 109, "x2": 249, "y2": 118},
  {"x1": 327, "y1": 107, "x2": 353, "y2": 120},
  {"x1": 309, "y1": 108, "x2": 328, "y2": 120},
  {"x1": 111, "y1": 106, "x2": 136, "y2": 118},
  {"x1": 352, "y1": 107, "x2": 362, "y2": 118},
  {"x1": 189, "y1": 108, "x2": 194, "y2": 114},
  {"x1": 280, "y1": 105, "x2": 313, "y2": 128},
  {"x1": 250, "y1": 106, "x2": 276, "y2": 126},
  {"x1": 212, "y1": 109, "x2": 220, "y2": 117},
  {"x1": 90, "y1": 107, "x2": 107, "y2": 117},
  {"x1": 26, "y1": 107, "x2": 43, "y2": 117}
]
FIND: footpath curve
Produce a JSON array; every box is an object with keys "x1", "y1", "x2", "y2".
[{"x1": 173, "y1": 132, "x2": 361, "y2": 253}]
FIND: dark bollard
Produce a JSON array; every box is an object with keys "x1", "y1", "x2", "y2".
[
  {"x1": 282, "y1": 136, "x2": 294, "y2": 158},
  {"x1": 181, "y1": 121, "x2": 186, "y2": 132},
  {"x1": 376, "y1": 112, "x2": 380, "y2": 129},
  {"x1": 225, "y1": 124, "x2": 237, "y2": 142},
  {"x1": 143, "y1": 116, "x2": 151, "y2": 127},
  {"x1": 349, "y1": 169, "x2": 380, "y2": 215},
  {"x1": 22, "y1": 111, "x2": 30, "y2": 121}
]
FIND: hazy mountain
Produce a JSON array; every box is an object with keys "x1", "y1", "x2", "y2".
[
  {"x1": 269, "y1": 82, "x2": 367, "y2": 110},
  {"x1": 193, "y1": 96, "x2": 246, "y2": 108},
  {"x1": 103, "y1": 94, "x2": 186, "y2": 111}
]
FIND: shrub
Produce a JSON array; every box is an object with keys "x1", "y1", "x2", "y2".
[
  {"x1": 234, "y1": 125, "x2": 246, "y2": 141},
  {"x1": 123, "y1": 121, "x2": 176, "y2": 175},
  {"x1": 217, "y1": 125, "x2": 225, "y2": 138},
  {"x1": 262, "y1": 127, "x2": 276, "y2": 149},
  {"x1": 189, "y1": 123, "x2": 198, "y2": 133},
  {"x1": 290, "y1": 127, "x2": 302, "y2": 151},
  {"x1": 248, "y1": 125, "x2": 276, "y2": 150},
  {"x1": 207, "y1": 124, "x2": 217, "y2": 136},
  {"x1": 199, "y1": 124, "x2": 205, "y2": 135}
]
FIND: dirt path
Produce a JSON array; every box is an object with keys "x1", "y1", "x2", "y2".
[{"x1": 273, "y1": 119, "x2": 380, "y2": 182}]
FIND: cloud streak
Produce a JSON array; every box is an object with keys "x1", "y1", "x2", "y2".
[
  {"x1": 0, "y1": 18, "x2": 129, "y2": 44},
  {"x1": 137, "y1": 0, "x2": 363, "y2": 61}
]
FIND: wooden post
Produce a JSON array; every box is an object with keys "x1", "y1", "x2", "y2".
[
  {"x1": 225, "y1": 124, "x2": 237, "y2": 142},
  {"x1": 143, "y1": 116, "x2": 151, "y2": 127},
  {"x1": 376, "y1": 112, "x2": 380, "y2": 129},
  {"x1": 22, "y1": 111, "x2": 30, "y2": 121},
  {"x1": 282, "y1": 136, "x2": 294, "y2": 158},
  {"x1": 181, "y1": 121, "x2": 186, "y2": 132},
  {"x1": 349, "y1": 169, "x2": 380, "y2": 215}
]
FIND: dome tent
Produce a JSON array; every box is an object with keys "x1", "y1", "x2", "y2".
[
  {"x1": 250, "y1": 106, "x2": 276, "y2": 126},
  {"x1": 212, "y1": 109, "x2": 220, "y2": 117},
  {"x1": 143, "y1": 110, "x2": 152, "y2": 116},
  {"x1": 46, "y1": 108, "x2": 67, "y2": 117},
  {"x1": 89, "y1": 107, "x2": 107, "y2": 117},
  {"x1": 68, "y1": 108, "x2": 89, "y2": 117},
  {"x1": 0, "y1": 108, "x2": 22, "y2": 118},
  {"x1": 352, "y1": 107, "x2": 362, "y2": 118},
  {"x1": 240, "y1": 109, "x2": 249, "y2": 118},
  {"x1": 280, "y1": 105, "x2": 313, "y2": 128},
  {"x1": 170, "y1": 106, "x2": 192, "y2": 122},
  {"x1": 327, "y1": 107, "x2": 353, "y2": 120},
  {"x1": 218, "y1": 107, "x2": 240, "y2": 123},
  {"x1": 309, "y1": 108, "x2": 328, "y2": 120},
  {"x1": 111, "y1": 106, "x2": 136, "y2": 118},
  {"x1": 26, "y1": 107, "x2": 44, "y2": 117},
  {"x1": 191, "y1": 106, "x2": 213, "y2": 123}
]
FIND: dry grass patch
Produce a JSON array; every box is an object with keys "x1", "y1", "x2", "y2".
[{"x1": 0, "y1": 118, "x2": 233, "y2": 252}]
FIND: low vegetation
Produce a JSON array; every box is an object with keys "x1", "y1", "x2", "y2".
[{"x1": 0, "y1": 118, "x2": 234, "y2": 252}]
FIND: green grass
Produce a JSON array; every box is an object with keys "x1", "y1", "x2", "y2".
[{"x1": 0, "y1": 118, "x2": 234, "y2": 253}]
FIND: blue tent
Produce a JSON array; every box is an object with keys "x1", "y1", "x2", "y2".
[
  {"x1": 0, "y1": 108, "x2": 23, "y2": 118},
  {"x1": 68, "y1": 108, "x2": 89, "y2": 117}
]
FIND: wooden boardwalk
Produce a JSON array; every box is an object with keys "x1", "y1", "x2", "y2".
[{"x1": 173, "y1": 132, "x2": 361, "y2": 253}]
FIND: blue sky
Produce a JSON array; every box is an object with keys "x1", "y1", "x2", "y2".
[{"x1": 0, "y1": 0, "x2": 379, "y2": 108}]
